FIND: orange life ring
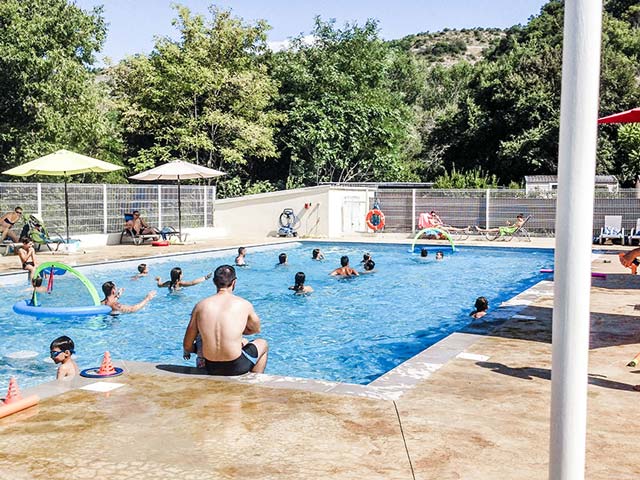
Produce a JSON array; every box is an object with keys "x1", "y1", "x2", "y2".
[
  {"x1": 365, "y1": 209, "x2": 385, "y2": 231},
  {"x1": 152, "y1": 240, "x2": 169, "y2": 247}
]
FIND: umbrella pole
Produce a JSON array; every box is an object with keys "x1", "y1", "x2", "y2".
[
  {"x1": 64, "y1": 176, "x2": 70, "y2": 242},
  {"x1": 178, "y1": 177, "x2": 182, "y2": 242}
]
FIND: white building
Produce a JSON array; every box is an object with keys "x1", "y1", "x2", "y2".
[{"x1": 524, "y1": 175, "x2": 618, "y2": 195}]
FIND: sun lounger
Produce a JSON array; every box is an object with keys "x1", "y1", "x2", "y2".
[
  {"x1": 597, "y1": 215, "x2": 624, "y2": 245},
  {"x1": 628, "y1": 218, "x2": 640, "y2": 246}
]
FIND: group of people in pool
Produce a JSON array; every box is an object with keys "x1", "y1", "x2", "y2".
[{"x1": 45, "y1": 245, "x2": 490, "y2": 380}]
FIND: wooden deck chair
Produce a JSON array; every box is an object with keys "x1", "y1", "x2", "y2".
[
  {"x1": 628, "y1": 218, "x2": 640, "y2": 246},
  {"x1": 597, "y1": 215, "x2": 624, "y2": 245}
]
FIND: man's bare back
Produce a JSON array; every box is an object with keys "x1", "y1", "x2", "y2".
[
  {"x1": 183, "y1": 265, "x2": 268, "y2": 376},
  {"x1": 191, "y1": 292, "x2": 258, "y2": 361}
]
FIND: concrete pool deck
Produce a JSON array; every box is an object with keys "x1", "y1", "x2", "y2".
[{"x1": 0, "y1": 235, "x2": 639, "y2": 479}]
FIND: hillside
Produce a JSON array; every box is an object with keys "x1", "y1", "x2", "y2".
[{"x1": 389, "y1": 28, "x2": 505, "y2": 65}]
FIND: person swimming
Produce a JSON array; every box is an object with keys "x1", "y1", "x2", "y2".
[
  {"x1": 362, "y1": 259, "x2": 376, "y2": 273},
  {"x1": 156, "y1": 267, "x2": 212, "y2": 292},
  {"x1": 312, "y1": 248, "x2": 324, "y2": 261},
  {"x1": 235, "y1": 247, "x2": 247, "y2": 266},
  {"x1": 470, "y1": 297, "x2": 489, "y2": 319},
  {"x1": 360, "y1": 252, "x2": 372, "y2": 264},
  {"x1": 277, "y1": 252, "x2": 288, "y2": 266},
  {"x1": 435, "y1": 251, "x2": 444, "y2": 261},
  {"x1": 289, "y1": 272, "x2": 313, "y2": 294},
  {"x1": 420, "y1": 248, "x2": 428, "y2": 258},
  {"x1": 330, "y1": 256, "x2": 359, "y2": 277}
]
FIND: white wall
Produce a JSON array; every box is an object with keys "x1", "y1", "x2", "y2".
[
  {"x1": 214, "y1": 186, "x2": 331, "y2": 238},
  {"x1": 214, "y1": 186, "x2": 372, "y2": 238}
]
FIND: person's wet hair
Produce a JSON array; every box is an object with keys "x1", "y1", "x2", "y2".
[
  {"x1": 238, "y1": 247, "x2": 245, "y2": 255},
  {"x1": 312, "y1": 248, "x2": 321, "y2": 259},
  {"x1": 32, "y1": 276, "x2": 43, "y2": 287},
  {"x1": 138, "y1": 263, "x2": 147, "y2": 273},
  {"x1": 293, "y1": 272, "x2": 306, "y2": 292},
  {"x1": 364, "y1": 259, "x2": 375, "y2": 271},
  {"x1": 362, "y1": 253, "x2": 371, "y2": 262},
  {"x1": 420, "y1": 248, "x2": 428, "y2": 258},
  {"x1": 20, "y1": 236, "x2": 30, "y2": 244},
  {"x1": 340, "y1": 255, "x2": 349, "y2": 267},
  {"x1": 214, "y1": 265, "x2": 237, "y2": 288},
  {"x1": 470, "y1": 296, "x2": 489, "y2": 317},
  {"x1": 50, "y1": 335, "x2": 74, "y2": 353},
  {"x1": 169, "y1": 267, "x2": 182, "y2": 290},
  {"x1": 278, "y1": 253, "x2": 287, "y2": 264},
  {"x1": 102, "y1": 281, "x2": 116, "y2": 297},
  {"x1": 475, "y1": 296, "x2": 489, "y2": 312}
]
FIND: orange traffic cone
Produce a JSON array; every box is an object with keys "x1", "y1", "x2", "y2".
[
  {"x1": 97, "y1": 352, "x2": 116, "y2": 376},
  {"x1": 0, "y1": 377, "x2": 38, "y2": 419},
  {"x1": 3, "y1": 376, "x2": 22, "y2": 405}
]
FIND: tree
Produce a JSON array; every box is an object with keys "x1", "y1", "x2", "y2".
[
  {"x1": 269, "y1": 18, "x2": 422, "y2": 187},
  {"x1": 0, "y1": 0, "x2": 123, "y2": 179},
  {"x1": 112, "y1": 6, "x2": 281, "y2": 197}
]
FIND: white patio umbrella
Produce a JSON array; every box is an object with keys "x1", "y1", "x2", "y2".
[
  {"x1": 3, "y1": 149, "x2": 124, "y2": 241},
  {"x1": 129, "y1": 160, "x2": 225, "y2": 236}
]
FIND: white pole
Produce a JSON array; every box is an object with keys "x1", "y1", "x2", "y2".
[
  {"x1": 102, "y1": 184, "x2": 108, "y2": 234},
  {"x1": 203, "y1": 186, "x2": 208, "y2": 228},
  {"x1": 36, "y1": 183, "x2": 42, "y2": 217},
  {"x1": 550, "y1": 1, "x2": 602, "y2": 479},
  {"x1": 485, "y1": 189, "x2": 490, "y2": 228},
  {"x1": 411, "y1": 188, "x2": 416, "y2": 234},
  {"x1": 157, "y1": 185, "x2": 162, "y2": 227}
]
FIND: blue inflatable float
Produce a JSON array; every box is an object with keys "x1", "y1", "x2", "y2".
[{"x1": 13, "y1": 261, "x2": 110, "y2": 318}]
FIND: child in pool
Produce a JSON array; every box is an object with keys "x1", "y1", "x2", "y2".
[
  {"x1": 289, "y1": 272, "x2": 313, "y2": 294},
  {"x1": 156, "y1": 267, "x2": 212, "y2": 292},
  {"x1": 235, "y1": 247, "x2": 247, "y2": 266},
  {"x1": 276, "y1": 253, "x2": 288, "y2": 266},
  {"x1": 312, "y1": 248, "x2": 325, "y2": 261},
  {"x1": 435, "y1": 251, "x2": 444, "y2": 261},
  {"x1": 132, "y1": 263, "x2": 149, "y2": 280},
  {"x1": 362, "y1": 259, "x2": 376, "y2": 273},
  {"x1": 470, "y1": 297, "x2": 489, "y2": 319},
  {"x1": 50, "y1": 335, "x2": 79, "y2": 380}
]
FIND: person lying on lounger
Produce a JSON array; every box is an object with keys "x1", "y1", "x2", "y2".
[
  {"x1": 125, "y1": 210, "x2": 159, "y2": 236},
  {"x1": 476, "y1": 214, "x2": 526, "y2": 236}
]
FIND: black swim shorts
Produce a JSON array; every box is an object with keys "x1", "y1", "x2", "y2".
[{"x1": 204, "y1": 343, "x2": 259, "y2": 376}]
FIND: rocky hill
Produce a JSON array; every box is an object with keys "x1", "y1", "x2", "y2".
[{"x1": 388, "y1": 28, "x2": 505, "y2": 65}]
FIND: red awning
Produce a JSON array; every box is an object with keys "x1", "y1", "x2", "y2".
[{"x1": 598, "y1": 107, "x2": 640, "y2": 124}]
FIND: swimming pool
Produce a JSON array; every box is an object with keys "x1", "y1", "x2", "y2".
[{"x1": 0, "y1": 242, "x2": 553, "y2": 388}]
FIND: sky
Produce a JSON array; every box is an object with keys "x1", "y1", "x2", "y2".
[{"x1": 74, "y1": 0, "x2": 549, "y2": 63}]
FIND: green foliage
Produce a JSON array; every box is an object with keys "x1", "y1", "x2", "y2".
[
  {"x1": 433, "y1": 166, "x2": 498, "y2": 189},
  {"x1": 269, "y1": 18, "x2": 421, "y2": 186},
  {"x1": 0, "y1": 0, "x2": 124, "y2": 179},
  {"x1": 111, "y1": 6, "x2": 281, "y2": 195}
]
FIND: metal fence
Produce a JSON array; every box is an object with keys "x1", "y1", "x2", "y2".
[
  {"x1": 0, "y1": 182, "x2": 217, "y2": 236},
  {"x1": 372, "y1": 188, "x2": 640, "y2": 236}
]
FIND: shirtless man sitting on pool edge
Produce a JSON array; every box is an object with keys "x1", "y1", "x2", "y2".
[{"x1": 182, "y1": 265, "x2": 268, "y2": 376}]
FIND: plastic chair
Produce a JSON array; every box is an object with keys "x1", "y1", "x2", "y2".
[
  {"x1": 597, "y1": 215, "x2": 624, "y2": 245},
  {"x1": 628, "y1": 219, "x2": 640, "y2": 246}
]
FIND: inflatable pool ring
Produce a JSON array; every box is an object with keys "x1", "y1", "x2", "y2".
[
  {"x1": 13, "y1": 300, "x2": 111, "y2": 317},
  {"x1": 80, "y1": 367, "x2": 124, "y2": 378},
  {"x1": 366, "y1": 209, "x2": 385, "y2": 231},
  {"x1": 152, "y1": 240, "x2": 170, "y2": 247},
  {"x1": 12, "y1": 261, "x2": 110, "y2": 317}
]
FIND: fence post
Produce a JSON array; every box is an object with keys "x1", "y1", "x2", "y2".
[
  {"x1": 102, "y1": 184, "x2": 108, "y2": 234},
  {"x1": 37, "y1": 183, "x2": 42, "y2": 217},
  {"x1": 212, "y1": 185, "x2": 216, "y2": 227},
  {"x1": 157, "y1": 185, "x2": 162, "y2": 227},
  {"x1": 485, "y1": 189, "x2": 490, "y2": 228},
  {"x1": 203, "y1": 186, "x2": 208, "y2": 228},
  {"x1": 411, "y1": 189, "x2": 416, "y2": 234}
]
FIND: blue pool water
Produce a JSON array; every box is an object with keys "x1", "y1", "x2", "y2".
[{"x1": 0, "y1": 242, "x2": 553, "y2": 388}]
